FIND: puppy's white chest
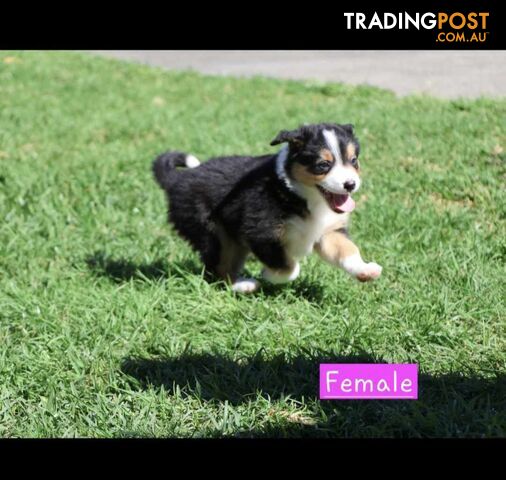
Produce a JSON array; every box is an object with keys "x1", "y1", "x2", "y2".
[{"x1": 284, "y1": 204, "x2": 347, "y2": 260}]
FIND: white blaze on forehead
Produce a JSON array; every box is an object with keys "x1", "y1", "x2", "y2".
[{"x1": 323, "y1": 129, "x2": 342, "y2": 165}]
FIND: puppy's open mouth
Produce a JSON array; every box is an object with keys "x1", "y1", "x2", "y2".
[{"x1": 317, "y1": 186, "x2": 356, "y2": 213}]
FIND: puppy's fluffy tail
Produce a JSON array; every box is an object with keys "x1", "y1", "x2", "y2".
[{"x1": 152, "y1": 151, "x2": 201, "y2": 189}]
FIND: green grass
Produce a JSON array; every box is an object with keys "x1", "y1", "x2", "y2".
[{"x1": 1, "y1": 51, "x2": 505, "y2": 438}]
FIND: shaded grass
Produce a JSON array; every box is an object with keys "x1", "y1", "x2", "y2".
[{"x1": 0, "y1": 51, "x2": 505, "y2": 437}]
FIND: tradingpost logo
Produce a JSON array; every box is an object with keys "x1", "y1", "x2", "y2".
[{"x1": 344, "y1": 11, "x2": 490, "y2": 43}]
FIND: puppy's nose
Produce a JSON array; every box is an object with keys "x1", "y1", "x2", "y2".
[{"x1": 344, "y1": 180, "x2": 356, "y2": 192}]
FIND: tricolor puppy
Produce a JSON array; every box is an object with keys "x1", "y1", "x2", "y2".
[{"x1": 153, "y1": 123, "x2": 382, "y2": 293}]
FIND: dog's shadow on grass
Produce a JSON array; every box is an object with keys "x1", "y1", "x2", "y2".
[
  {"x1": 120, "y1": 351, "x2": 506, "y2": 437},
  {"x1": 85, "y1": 251, "x2": 203, "y2": 283},
  {"x1": 85, "y1": 251, "x2": 328, "y2": 302},
  {"x1": 257, "y1": 278, "x2": 327, "y2": 303}
]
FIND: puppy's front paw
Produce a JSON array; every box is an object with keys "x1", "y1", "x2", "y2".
[
  {"x1": 340, "y1": 255, "x2": 382, "y2": 282},
  {"x1": 355, "y1": 262, "x2": 382, "y2": 282}
]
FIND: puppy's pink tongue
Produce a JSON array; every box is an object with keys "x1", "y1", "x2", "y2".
[{"x1": 334, "y1": 194, "x2": 355, "y2": 213}]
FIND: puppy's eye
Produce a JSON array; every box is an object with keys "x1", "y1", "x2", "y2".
[
  {"x1": 312, "y1": 162, "x2": 331, "y2": 175},
  {"x1": 350, "y1": 157, "x2": 359, "y2": 169}
]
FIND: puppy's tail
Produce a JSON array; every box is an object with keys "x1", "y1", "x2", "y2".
[{"x1": 152, "y1": 151, "x2": 201, "y2": 189}]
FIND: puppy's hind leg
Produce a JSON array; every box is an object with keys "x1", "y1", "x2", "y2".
[
  {"x1": 202, "y1": 226, "x2": 257, "y2": 293},
  {"x1": 194, "y1": 231, "x2": 222, "y2": 281},
  {"x1": 218, "y1": 242, "x2": 257, "y2": 293}
]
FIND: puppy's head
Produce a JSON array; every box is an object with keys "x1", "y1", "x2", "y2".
[{"x1": 271, "y1": 123, "x2": 361, "y2": 213}]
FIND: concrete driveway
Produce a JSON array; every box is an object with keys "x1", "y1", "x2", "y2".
[{"x1": 91, "y1": 50, "x2": 506, "y2": 99}]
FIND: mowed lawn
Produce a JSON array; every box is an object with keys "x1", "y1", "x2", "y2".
[{"x1": 0, "y1": 51, "x2": 505, "y2": 438}]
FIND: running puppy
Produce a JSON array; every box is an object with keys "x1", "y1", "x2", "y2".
[{"x1": 152, "y1": 123, "x2": 382, "y2": 293}]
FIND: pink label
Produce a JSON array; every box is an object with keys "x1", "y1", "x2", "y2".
[{"x1": 320, "y1": 364, "x2": 418, "y2": 400}]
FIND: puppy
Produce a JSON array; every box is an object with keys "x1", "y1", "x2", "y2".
[{"x1": 153, "y1": 123, "x2": 382, "y2": 293}]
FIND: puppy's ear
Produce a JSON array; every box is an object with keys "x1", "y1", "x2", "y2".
[
  {"x1": 270, "y1": 128, "x2": 304, "y2": 146},
  {"x1": 341, "y1": 124, "x2": 355, "y2": 135}
]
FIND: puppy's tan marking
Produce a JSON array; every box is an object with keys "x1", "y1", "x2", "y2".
[
  {"x1": 345, "y1": 143, "x2": 360, "y2": 171},
  {"x1": 290, "y1": 162, "x2": 326, "y2": 186},
  {"x1": 320, "y1": 148, "x2": 334, "y2": 162},
  {"x1": 345, "y1": 143, "x2": 356, "y2": 161},
  {"x1": 315, "y1": 230, "x2": 382, "y2": 282},
  {"x1": 214, "y1": 225, "x2": 249, "y2": 282},
  {"x1": 314, "y1": 230, "x2": 359, "y2": 265}
]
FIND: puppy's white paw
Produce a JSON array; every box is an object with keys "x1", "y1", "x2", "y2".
[
  {"x1": 341, "y1": 255, "x2": 382, "y2": 282},
  {"x1": 262, "y1": 262, "x2": 300, "y2": 284},
  {"x1": 231, "y1": 278, "x2": 260, "y2": 293},
  {"x1": 355, "y1": 262, "x2": 382, "y2": 282}
]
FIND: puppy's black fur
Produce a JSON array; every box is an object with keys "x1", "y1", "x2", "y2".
[{"x1": 154, "y1": 152, "x2": 306, "y2": 275}]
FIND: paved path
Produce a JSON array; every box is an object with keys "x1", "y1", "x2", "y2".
[{"x1": 92, "y1": 50, "x2": 506, "y2": 99}]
